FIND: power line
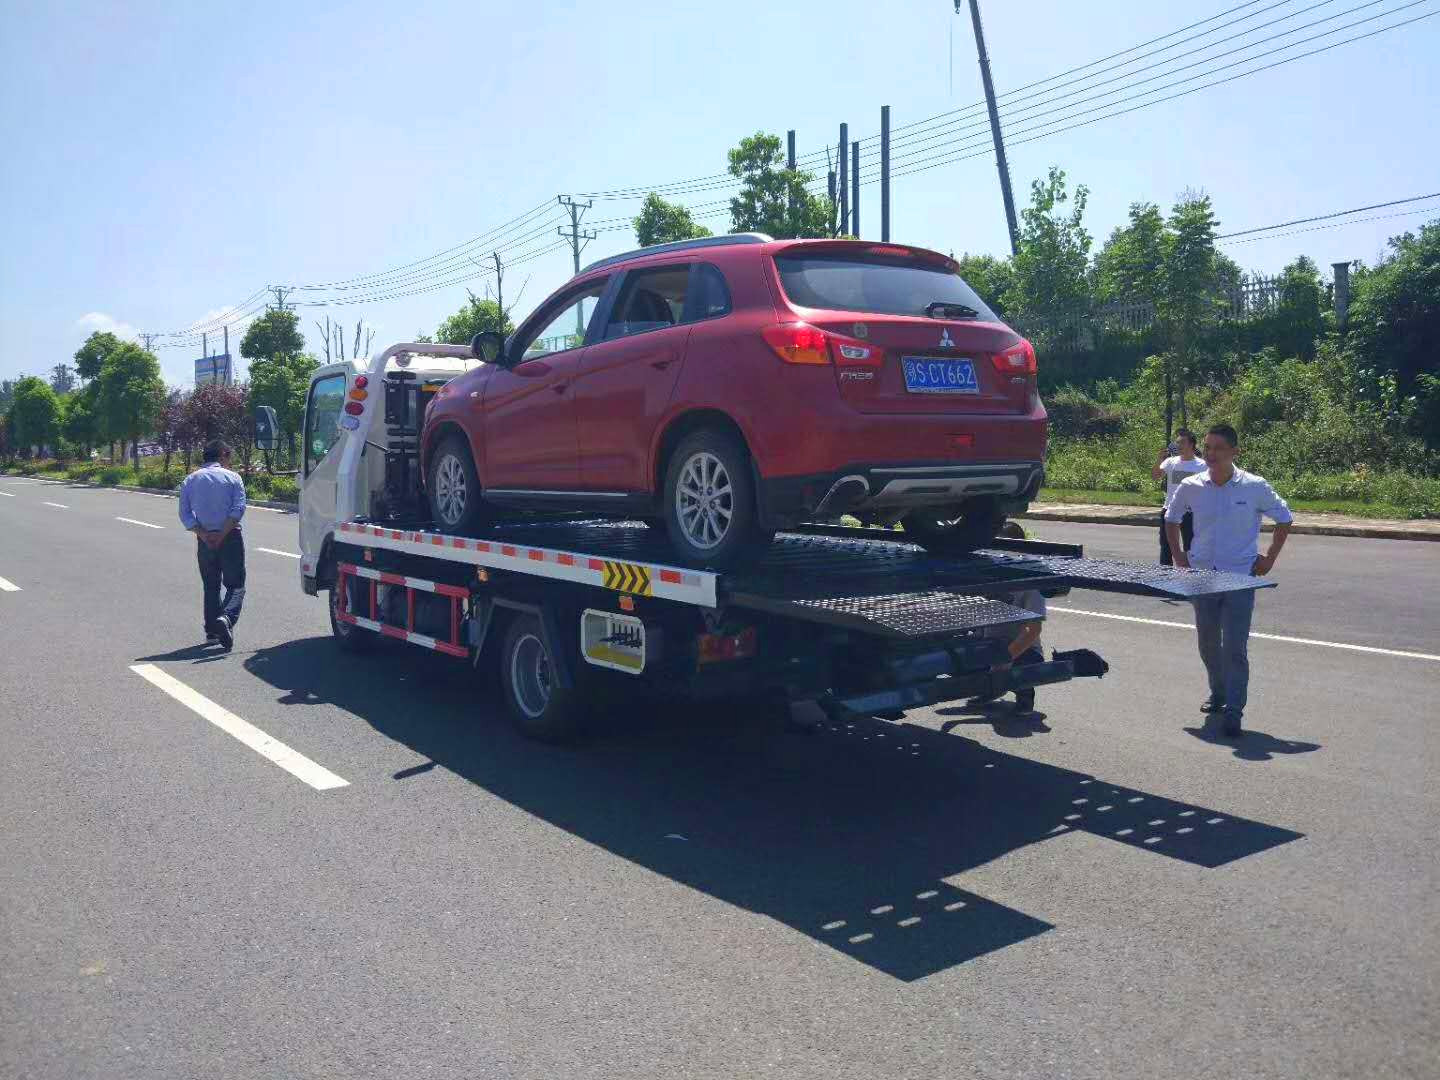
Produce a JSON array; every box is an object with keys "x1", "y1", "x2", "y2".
[
  {"x1": 1214, "y1": 192, "x2": 1440, "y2": 237},
  {"x1": 1219, "y1": 203, "x2": 1440, "y2": 243}
]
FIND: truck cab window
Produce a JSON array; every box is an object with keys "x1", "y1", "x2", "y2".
[{"x1": 305, "y1": 373, "x2": 347, "y2": 473}]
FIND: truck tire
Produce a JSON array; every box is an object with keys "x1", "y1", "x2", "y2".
[
  {"x1": 662, "y1": 429, "x2": 771, "y2": 569},
  {"x1": 427, "y1": 435, "x2": 488, "y2": 535},
  {"x1": 902, "y1": 496, "x2": 1007, "y2": 555},
  {"x1": 329, "y1": 583, "x2": 375, "y2": 653},
  {"x1": 500, "y1": 614, "x2": 584, "y2": 742}
]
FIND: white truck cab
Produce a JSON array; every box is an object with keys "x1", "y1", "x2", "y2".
[{"x1": 297, "y1": 343, "x2": 477, "y2": 593}]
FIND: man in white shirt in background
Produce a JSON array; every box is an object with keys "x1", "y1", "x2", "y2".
[
  {"x1": 1153, "y1": 428, "x2": 1205, "y2": 565},
  {"x1": 1166, "y1": 423, "x2": 1293, "y2": 738}
]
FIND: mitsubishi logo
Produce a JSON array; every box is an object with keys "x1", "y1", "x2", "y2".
[{"x1": 939, "y1": 329, "x2": 955, "y2": 348}]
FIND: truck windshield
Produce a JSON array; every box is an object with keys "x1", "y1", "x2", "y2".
[{"x1": 774, "y1": 254, "x2": 998, "y2": 322}]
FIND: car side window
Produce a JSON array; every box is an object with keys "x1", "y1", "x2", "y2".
[
  {"x1": 305, "y1": 373, "x2": 347, "y2": 475},
  {"x1": 517, "y1": 280, "x2": 609, "y2": 361},
  {"x1": 684, "y1": 263, "x2": 732, "y2": 322},
  {"x1": 603, "y1": 265, "x2": 690, "y2": 340}
]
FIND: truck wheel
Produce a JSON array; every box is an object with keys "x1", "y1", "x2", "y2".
[
  {"x1": 662, "y1": 429, "x2": 770, "y2": 568},
  {"x1": 902, "y1": 497, "x2": 1007, "y2": 554},
  {"x1": 427, "y1": 435, "x2": 488, "y2": 535},
  {"x1": 500, "y1": 614, "x2": 584, "y2": 742},
  {"x1": 328, "y1": 583, "x2": 375, "y2": 653}
]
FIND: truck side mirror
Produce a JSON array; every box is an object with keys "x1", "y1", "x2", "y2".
[
  {"x1": 470, "y1": 330, "x2": 507, "y2": 365},
  {"x1": 254, "y1": 405, "x2": 281, "y2": 451}
]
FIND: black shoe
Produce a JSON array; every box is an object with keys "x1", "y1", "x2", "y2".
[
  {"x1": 1200, "y1": 698, "x2": 1227, "y2": 714},
  {"x1": 205, "y1": 631, "x2": 219, "y2": 643},
  {"x1": 215, "y1": 616, "x2": 233, "y2": 651},
  {"x1": 1014, "y1": 689, "x2": 1036, "y2": 713},
  {"x1": 1220, "y1": 711, "x2": 1244, "y2": 737}
]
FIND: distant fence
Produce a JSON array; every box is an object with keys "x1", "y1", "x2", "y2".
[{"x1": 1013, "y1": 275, "x2": 1327, "y2": 352}]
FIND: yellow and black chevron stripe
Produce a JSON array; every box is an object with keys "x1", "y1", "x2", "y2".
[{"x1": 602, "y1": 560, "x2": 653, "y2": 596}]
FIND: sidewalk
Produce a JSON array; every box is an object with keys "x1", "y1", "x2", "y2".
[{"x1": 1019, "y1": 501, "x2": 1440, "y2": 542}]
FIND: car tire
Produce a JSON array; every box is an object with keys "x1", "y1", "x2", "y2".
[
  {"x1": 329, "y1": 582, "x2": 375, "y2": 653},
  {"x1": 902, "y1": 496, "x2": 1007, "y2": 554},
  {"x1": 500, "y1": 614, "x2": 584, "y2": 743},
  {"x1": 662, "y1": 429, "x2": 769, "y2": 568},
  {"x1": 427, "y1": 435, "x2": 488, "y2": 535}
]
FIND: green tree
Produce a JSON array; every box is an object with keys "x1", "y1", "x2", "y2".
[
  {"x1": 727, "y1": 132, "x2": 835, "y2": 239},
  {"x1": 240, "y1": 309, "x2": 306, "y2": 366},
  {"x1": 97, "y1": 343, "x2": 165, "y2": 466},
  {"x1": 436, "y1": 291, "x2": 514, "y2": 345},
  {"x1": 953, "y1": 253, "x2": 1015, "y2": 319},
  {"x1": 73, "y1": 330, "x2": 123, "y2": 383},
  {"x1": 9, "y1": 376, "x2": 61, "y2": 454},
  {"x1": 1093, "y1": 202, "x2": 1165, "y2": 306},
  {"x1": 0, "y1": 412, "x2": 11, "y2": 462},
  {"x1": 633, "y1": 193, "x2": 713, "y2": 247},
  {"x1": 1004, "y1": 167, "x2": 1093, "y2": 333},
  {"x1": 50, "y1": 363, "x2": 76, "y2": 395},
  {"x1": 1345, "y1": 220, "x2": 1440, "y2": 448},
  {"x1": 248, "y1": 353, "x2": 318, "y2": 462},
  {"x1": 61, "y1": 386, "x2": 101, "y2": 457},
  {"x1": 1158, "y1": 193, "x2": 1221, "y2": 434},
  {"x1": 1271, "y1": 255, "x2": 1324, "y2": 360}
]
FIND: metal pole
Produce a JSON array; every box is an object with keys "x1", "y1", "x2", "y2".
[
  {"x1": 1331, "y1": 261, "x2": 1352, "y2": 327},
  {"x1": 881, "y1": 105, "x2": 891, "y2": 242},
  {"x1": 966, "y1": 0, "x2": 1019, "y2": 255},
  {"x1": 787, "y1": 129, "x2": 797, "y2": 228},
  {"x1": 786, "y1": 129, "x2": 796, "y2": 170},
  {"x1": 223, "y1": 325, "x2": 230, "y2": 384},
  {"x1": 202, "y1": 332, "x2": 207, "y2": 359},
  {"x1": 838, "y1": 123, "x2": 849, "y2": 235},
  {"x1": 851, "y1": 141, "x2": 860, "y2": 239}
]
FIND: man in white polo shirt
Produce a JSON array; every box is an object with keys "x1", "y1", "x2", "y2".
[{"x1": 1165, "y1": 423, "x2": 1293, "y2": 737}]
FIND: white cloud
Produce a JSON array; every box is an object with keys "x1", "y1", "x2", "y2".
[{"x1": 75, "y1": 312, "x2": 140, "y2": 342}]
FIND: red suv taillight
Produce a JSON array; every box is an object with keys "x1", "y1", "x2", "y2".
[
  {"x1": 991, "y1": 338, "x2": 1037, "y2": 376},
  {"x1": 761, "y1": 322, "x2": 883, "y2": 367}
]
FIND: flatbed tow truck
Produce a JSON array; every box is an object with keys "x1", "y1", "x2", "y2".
[{"x1": 281, "y1": 343, "x2": 1272, "y2": 741}]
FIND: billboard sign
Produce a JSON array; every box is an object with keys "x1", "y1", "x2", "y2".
[{"x1": 194, "y1": 353, "x2": 233, "y2": 386}]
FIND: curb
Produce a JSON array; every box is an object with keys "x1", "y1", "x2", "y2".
[
  {"x1": 3, "y1": 474, "x2": 298, "y2": 514},
  {"x1": 1018, "y1": 505, "x2": 1439, "y2": 542}
]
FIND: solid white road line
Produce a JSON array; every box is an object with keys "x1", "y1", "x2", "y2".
[
  {"x1": 130, "y1": 664, "x2": 349, "y2": 791},
  {"x1": 0, "y1": 575, "x2": 21, "y2": 592},
  {"x1": 0, "y1": 491, "x2": 13, "y2": 496},
  {"x1": 43, "y1": 501, "x2": 69, "y2": 509},
  {"x1": 1049, "y1": 606, "x2": 1440, "y2": 663},
  {"x1": 115, "y1": 516, "x2": 164, "y2": 529},
  {"x1": 257, "y1": 547, "x2": 301, "y2": 558}
]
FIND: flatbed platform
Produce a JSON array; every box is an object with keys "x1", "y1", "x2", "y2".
[{"x1": 335, "y1": 518, "x2": 1272, "y2": 641}]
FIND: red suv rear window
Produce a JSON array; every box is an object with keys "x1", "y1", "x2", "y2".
[{"x1": 774, "y1": 254, "x2": 999, "y2": 322}]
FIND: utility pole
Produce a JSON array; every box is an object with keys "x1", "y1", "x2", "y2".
[
  {"x1": 827, "y1": 159, "x2": 839, "y2": 238},
  {"x1": 268, "y1": 285, "x2": 293, "y2": 311},
  {"x1": 851, "y1": 141, "x2": 861, "y2": 239},
  {"x1": 202, "y1": 332, "x2": 208, "y2": 359},
  {"x1": 962, "y1": 0, "x2": 1019, "y2": 255},
  {"x1": 492, "y1": 250, "x2": 505, "y2": 318},
  {"x1": 139, "y1": 332, "x2": 160, "y2": 351},
  {"x1": 557, "y1": 196, "x2": 596, "y2": 335},
  {"x1": 837, "y1": 123, "x2": 849, "y2": 234},
  {"x1": 786, "y1": 130, "x2": 797, "y2": 228},
  {"x1": 881, "y1": 106, "x2": 892, "y2": 242}
]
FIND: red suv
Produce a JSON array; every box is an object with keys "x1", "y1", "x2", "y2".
[{"x1": 422, "y1": 234, "x2": 1046, "y2": 567}]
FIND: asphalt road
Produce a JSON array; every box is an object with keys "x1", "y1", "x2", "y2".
[{"x1": 2, "y1": 476, "x2": 1436, "y2": 1080}]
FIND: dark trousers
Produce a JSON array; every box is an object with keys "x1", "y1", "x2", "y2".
[
  {"x1": 1159, "y1": 511, "x2": 1194, "y2": 566},
  {"x1": 198, "y1": 530, "x2": 246, "y2": 631},
  {"x1": 1193, "y1": 589, "x2": 1256, "y2": 718}
]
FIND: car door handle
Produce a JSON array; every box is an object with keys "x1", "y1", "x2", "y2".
[
  {"x1": 650, "y1": 359, "x2": 673, "y2": 370},
  {"x1": 552, "y1": 381, "x2": 568, "y2": 394}
]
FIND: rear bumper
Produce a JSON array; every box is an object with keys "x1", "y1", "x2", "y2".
[{"x1": 759, "y1": 460, "x2": 1045, "y2": 528}]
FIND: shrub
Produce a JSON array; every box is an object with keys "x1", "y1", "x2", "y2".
[
  {"x1": 245, "y1": 473, "x2": 274, "y2": 499},
  {"x1": 134, "y1": 467, "x2": 180, "y2": 490},
  {"x1": 1045, "y1": 386, "x2": 1125, "y2": 438},
  {"x1": 97, "y1": 466, "x2": 132, "y2": 486},
  {"x1": 268, "y1": 476, "x2": 298, "y2": 502}
]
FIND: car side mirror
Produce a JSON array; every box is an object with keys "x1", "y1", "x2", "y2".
[
  {"x1": 254, "y1": 405, "x2": 281, "y2": 451},
  {"x1": 471, "y1": 330, "x2": 507, "y2": 365}
]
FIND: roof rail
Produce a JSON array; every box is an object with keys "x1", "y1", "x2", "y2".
[{"x1": 581, "y1": 233, "x2": 774, "y2": 274}]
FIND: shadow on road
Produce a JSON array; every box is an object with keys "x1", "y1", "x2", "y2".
[
  {"x1": 244, "y1": 636, "x2": 1304, "y2": 982},
  {"x1": 136, "y1": 643, "x2": 229, "y2": 664},
  {"x1": 1183, "y1": 725, "x2": 1323, "y2": 762}
]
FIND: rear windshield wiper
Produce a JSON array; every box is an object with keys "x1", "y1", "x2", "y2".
[{"x1": 925, "y1": 301, "x2": 979, "y2": 320}]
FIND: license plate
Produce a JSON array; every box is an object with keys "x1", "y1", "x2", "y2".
[{"x1": 902, "y1": 356, "x2": 979, "y2": 394}]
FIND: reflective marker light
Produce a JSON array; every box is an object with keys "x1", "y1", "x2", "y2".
[
  {"x1": 348, "y1": 388, "x2": 368, "y2": 401},
  {"x1": 991, "y1": 338, "x2": 1037, "y2": 376},
  {"x1": 697, "y1": 626, "x2": 758, "y2": 664},
  {"x1": 344, "y1": 401, "x2": 364, "y2": 416},
  {"x1": 353, "y1": 375, "x2": 368, "y2": 389}
]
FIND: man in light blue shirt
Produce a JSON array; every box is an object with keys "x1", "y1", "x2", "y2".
[
  {"x1": 178, "y1": 440, "x2": 247, "y2": 650},
  {"x1": 1165, "y1": 423, "x2": 1293, "y2": 737}
]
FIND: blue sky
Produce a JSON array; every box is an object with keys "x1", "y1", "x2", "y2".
[{"x1": 2, "y1": 0, "x2": 1437, "y2": 387}]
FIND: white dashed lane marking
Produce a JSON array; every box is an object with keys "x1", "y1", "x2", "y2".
[
  {"x1": 0, "y1": 575, "x2": 21, "y2": 592},
  {"x1": 1049, "y1": 606, "x2": 1440, "y2": 663},
  {"x1": 130, "y1": 664, "x2": 349, "y2": 791},
  {"x1": 115, "y1": 517, "x2": 164, "y2": 529},
  {"x1": 43, "y1": 502, "x2": 69, "y2": 509},
  {"x1": 257, "y1": 548, "x2": 301, "y2": 558},
  {"x1": 0, "y1": 491, "x2": 14, "y2": 497}
]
